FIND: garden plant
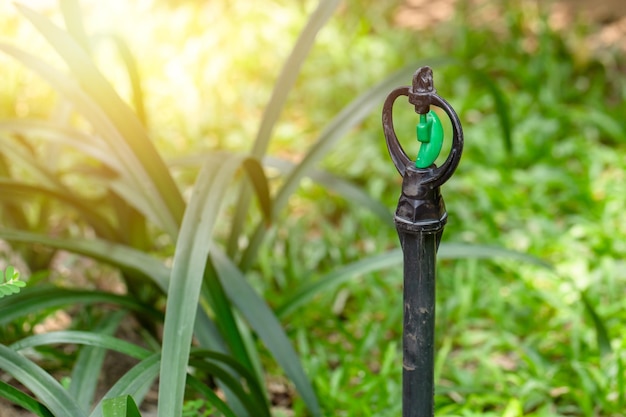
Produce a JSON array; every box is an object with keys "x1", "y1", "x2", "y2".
[{"x1": 0, "y1": 0, "x2": 625, "y2": 416}]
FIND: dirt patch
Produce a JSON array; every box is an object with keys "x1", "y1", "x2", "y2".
[{"x1": 395, "y1": 0, "x2": 626, "y2": 51}]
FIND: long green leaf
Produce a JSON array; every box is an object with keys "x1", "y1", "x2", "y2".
[
  {"x1": 0, "y1": 228, "x2": 232, "y2": 400},
  {"x1": 0, "y1": 344, "x2": 85, "y2": 417},
  {"x1": 187, "y1": 358, "x2": 266, "y2": 416},
  {"x1": 0, "y1": 120, "x2": 121, "y2": 171},
  {"x1": 228, "y1": 0, "x2": 340, "y2": 254},
  {"x1": 158, "y1": 155, "x2": 270, "y2": 417},
  {"x1": 60, "y1": 0, "x2": 90, "y2": 53},
  {"x1": 200, "y1": 263, "x2": 257, "y2": 382},
  {"x1": 102, "y1": 395, "x2": 142, "y2": 417},
  {"x1": 0, "y1": 153, "x2": 30, "y2": 231},
  {"x1": 16, "y1": 4, "x2": 184, "y2": 234},
  {"x1": 0, "y1": 286, "x2": 162, "y2": 326},
  {"x1": 0, "y1": 179, "x2": 120, "y2": 240},
  {"x1": 186, "y1": 375, "x2": 237, "y2": 417},
  {"x1": 191, "y1": 306, "x2": 249, "y2": 417},
  {"x1": 211, "y1": 248, "x2": 321, "y2": 417},
  {"x1": 10, "y1": 330, "x2": 153, "y2": 360},
  {"x1": 0, "y1": 229, "x2": 170, "y2": 291},
  {"x1": 580, "y1": 290, "x2": 612, "y2": 357},
  {"x1": 276, "y1": 250, "x2": 402, "y2": 319},
  {"x1": 0, "y1": 42, "x2": 171, "y2": 233},
  {"x1": 90, "y1": 354, "x2": 160, "y2": 417},
  {"x1": 0, "y1": 381, "x2": 54, "y2": 417},
  {"x1": 264, "y1": 156, "x2": 393, "y2": 225},
  {"x1": 277, "y1": 243, "x2": 553, "y2": 318},
  {"x1": 190, "y1": 348, "x2": 268, "y2": 408},
  {"x1": 169, "y1": 153, "x2": 392, "y2": 225},
  {"x1": 68, "y1": 312, "x2": 129, "y2": 411},
  {"x1": 0, "y1": 131, "x2": 69, "y2": 191},
  {"x1": 440, "y1": 243, "x2": 554, "y2": 267},
  {"x1": 0, "y1": 380, "x2": 54, "y2": 417},
  {"x1": 92, "y1": 34, "x2": 147, "y2": 127},
  {"x1": 468, "y1": 67, "x2": 513, "y2": 154},
  {"x1": 251, "y1": 0, "x2": 340, "y2": 159}
]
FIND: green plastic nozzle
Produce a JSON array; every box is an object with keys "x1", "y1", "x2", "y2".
[{"x1": 415, "y1": 110, "x2": 444, "y2": 168}]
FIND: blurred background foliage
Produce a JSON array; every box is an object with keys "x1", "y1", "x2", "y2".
[{"x1": 1, "y1": 0, "x2": 626, "y2": 416}]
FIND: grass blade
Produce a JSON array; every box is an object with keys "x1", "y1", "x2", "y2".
[
  {"x1": 0, "y1": 179, "x2": 120, "y2": 240},
  {"x1": 0, "y1": 120, "x2": 122, "y2": 171},
  {"x1": 276, "y1": 250, "x2": 402, "y2": 319},
  {"x1": 0, "y1": 131, "x2": 69, "y2": 190},
  {"x1": 0, "y1": 286, "x2": 162, "y2": 326},
  {"x1": 439, "y1": 242, "x2": 553, "y2": 267},
  {"x1": 190, "y1": 348, "x2": 268, "y2": 408},
  {"x1": 200, "y1": 263, "x2": 257, "y2": 381},
  {"x1": 90, "y1": 354, "x2": 160, "y2": 417},
  {"x1": 0, "y1": 344, "x2": 85, "y2": 417},
  {"x1": 187, "y1": 358, "x2": 267, "y2": 416},
  {"x1": 0, "y1": 380, "x2": 54, "y2": 417},
  {"x1": 10, "y1": 330, "x2": 153, "y2": 360},
  {"x1": 277, "y1": 243, "x2": 552, "y2": 318},
  {"x1": 92, "y1": 34, "x2": 147, "y2": 127},
  {"x1": 228, "y1": 0, "x2": 340, "y2": 253},
  {"x1": 264, "y1": 156, "x2": 393, "y2": 225},
  {"x1": 60, "y1": 0, "x2": 90, "y2": 53},
  {"x1": 211, "y1": 248, "x2": 321, "y2": 417},
  {"x1": 102, "y1": 395, "x2": 142, "y2": 417},
  {"x1": 158, "y1": 154, "x2": 264, "y2": 417},
  {"x1": 468, "y1": 67, "x2": 513, "y2": 154},
  {"x1": 241, "y1": 158, "x2": 273, "y2": 224},
  {"x1": 186, "y1": 375, "x2": 237, "y2": 417},
  {"x1": 68, "y1": 311, "x2": 128, "y2": 411},
  {"x1": 580, "y1": 290, "x2": 612, "y2": 357},
  {"x1": 250, "y1": 0, "x2": 340, "y2": 159},
  {"x1": 0, "y1": 229, "x2": 170, "y2": 291}
]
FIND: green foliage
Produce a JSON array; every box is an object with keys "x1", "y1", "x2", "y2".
[
  {"x1": 0, "y1": 266, "x2": 26, "y2": 298},
  {"x1": 182, "y1": 399, "x2": 219, "y2": 417},
  {"x1": 0, "y1": 0, "x2": 341, "y2": 415},
  {"x1": 0, "y1": 0, "x2": 625, "y2": 416},
  {"x1": 102, "y1": 396, "x2": 142, "y2": 417}
]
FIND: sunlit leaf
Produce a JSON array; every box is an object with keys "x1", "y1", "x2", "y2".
[
  {"x1": 229, "y1": 0, "x2": 341, "y2": 254},
  {"x1": 16, "y1": 4, "x2": 185, "y2": 233},
  {"x1": 0, "y1": 120, "x2": 123, "y2": 172},
  {"x1": 102, "y1": 395, "x2": 142, "y2": 417},
  {"x1": 0, "y1": 42, "x2": 173, "y2": 234}
]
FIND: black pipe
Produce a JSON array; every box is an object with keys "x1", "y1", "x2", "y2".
[
  {"x1": 382, "y1": 67, "x2": 463, "y2": 417},
  {"x1": 400, "y1": 230, "x2": 437, "y2": 417}
]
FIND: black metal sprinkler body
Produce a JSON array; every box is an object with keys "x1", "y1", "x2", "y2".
[{"x1": 382, "y1": 67, "x2": 464, "y2": 417}]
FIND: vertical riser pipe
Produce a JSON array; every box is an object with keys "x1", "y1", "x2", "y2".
[{"x1": 401, "y1": 231, "x2": 437, "y2": 417}]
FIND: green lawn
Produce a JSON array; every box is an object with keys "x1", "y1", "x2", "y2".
[{"x1": 0, "y1": 0, "x2": 624, "y2": 416}]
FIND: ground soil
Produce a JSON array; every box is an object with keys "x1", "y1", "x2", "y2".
[{"x1": 396, "y1": 0, "x2": 626, "y2": 51}]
